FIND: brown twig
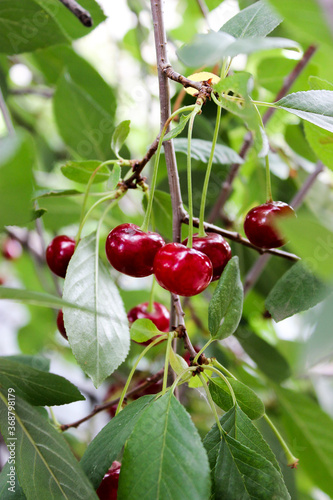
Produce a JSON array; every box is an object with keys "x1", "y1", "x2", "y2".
[
  {"x1": 9, "y1": 87, "x2": 54, "y2": 98},
  {"x1": 60, "y1": 369, "x2": 164, "y2": 431},
  {"x1": 124, "y1": 136, "x2": 160, "y2": 188},
  {"x1": 183, "y1": 215, "x2": 300, "y2": 262},
  {"x1": 161, "y1": 65, "x2": 213, "y2": 97},
  {"x1": 208, "y1": 45, "x2": 317, "y2": 222},
  {"x1": 243, "y1": 161, "x2": 325, "y2": 295},
  {"x1": 58, "y1": 0, "x2": 93, "y2": 27}
]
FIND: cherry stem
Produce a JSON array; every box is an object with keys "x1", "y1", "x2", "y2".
[
  {"x1": 198, "y1": 104, "x2": 222, "y2": 237},
  {"x1": 263, "y1": 414, "x2": 299, "y2": 467},
  {"x1": 186, "y1": 104, "x2": 202, "y2": 248},
  {"x1": 193, "y1": 338, "x2": 214, "y2": 363},
  {"x1": 199, "y1": 373, "x2": 224, "y2": 434},
  {"x1": 162, "y1": 333, "x2": 174, "y2": 395},
  {"x1": 115, "y1": 334, "x2": 169, "y2": 415},
  {"x1": 141, "y1": 104, "x2": 196, "y2": 233},
  {"x1": 170, "y1": 366, "x2": 197, "y2": 394},
  {"x1": 147, "y1": 276, "x2": 156, "y2": 313},
  {"x1": 253, "y1": 103, "x2": 273, "y2": 202},
  {"x1": 212, "y1": 359, "x2": 236, "y2": 379},
  {"x1": 204, "y1": 365, "x2": 237, "y2": 407}
]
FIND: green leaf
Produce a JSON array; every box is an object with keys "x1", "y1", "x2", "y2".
[
  {"x1": 163, "y1": 114, "x2": 191, "y2": 141},
  {"x1": 169, "y1": 349, "x2": 193, "y2": 382},
  {"x1": 214, "y1": 433, "x2": 290, "y2": 499},
  {"x1": 277, "y1": 387, "x2": 333, "y2": 498},
  {"x1": 61, "y1": 160, "x2": 110, "y2": 184},
  {"x1": 309, "y1": 76, "x2": 333, "y2": 91},
  {"x1": 108, "y1": 163, "x2": 121, "y2": 190},
  {"x1": 265, "y1": 261, "x2": 330, "y2": 322},
  {"x1": 209, "y1": 377, "x2": 264, "y2": 420},
  {"x1": 235, "y1": 327, "x2": 291, "y2": 382},
  {"x1": 0, "y1": 392, "x2": 98, "y2": 500},
  {"x1": 0, "y1": 461, "x2": 26, "y2": 499},
  {"x1": 204, "y1": 405, "x2": 280, "y2": 475},
  {"x1": 111, "y1": 120, "x2": 131, "y2": 158},
  {"x1": 177, "y1": 32, "x2": 299, "y2": 67},
  {"x1": 2, "y1": 355, "x2": 50, "y2": 372},
  {"x1": 130, "y1": 318, "x2": 163, "y2": 343},
  {"x1": 208, "y1": 256, "x2": 243, "y2": 340},
  {"x1": 0, "y1": 0, "x2": 69, "y2": 55},
  {"x1": 306, "y1": 293, "x2": 333, "y2": 366},
  {"x1": 0, "y1": 287, "x2": 96, "y2": 312},
  {"x1": 81, "y1": 395, "x2": 155, "y2": 489},
  {"x1": 62, "y1": 233, "x2": 130, "y2": 387},
  {"x1": 304, "y1": 122, "x2": 333, "y2": 170},
  {"x1": 276, "y1": 91, "x2": 333, "y2": 133},
  {"x1": 118, "y1": 393, "x2": 211, "y2": 500},
  {"x1": 35, "y1": 189, "x2": 83, "y2": 198},
  {"x1": 0, "y1": 132, "x2": 34, "y2": 228},
  {"x1": 38, "y1": 196, "x2": 81, "y2": 231},
  {"x1": 0, "y1": 358, "x2": 84, "y2": 406},
  {"x1": 220, "y1": 1, "x2": 282, "y2": 38},
  {"x1": 173, "y1": 138, "x2": 244, "y2": 164},
  {"x1": 53, "y1": 73, "x2": 115, "y2": 160}
]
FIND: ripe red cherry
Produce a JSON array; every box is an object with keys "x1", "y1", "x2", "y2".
[
  {"x1": 46, "y1": 235, "x2": 75, "y2": 278},
  {"x1": 56, "y1": 310, "x2": 68, "y2": 340},
  {"x1": 128, "y1": 301, "x2": 170, "y2": 346},
  {"x1": 2, "y1": 238, "x2": 22, "y2": 260},
  {"x1": 153, "y1": 243, "x2": 213, "y2": 297},
  {"x1": 105, "y1": 224, "x2": 165, "y2": 278},
  {"x1": 96, "y1": 461, "x2": 121, "y2": 500},
  {"x1": 182, "y1": 233, "x2": 231, "y2": 281},
  {"x1": 244, "y1": 201, "x2": 295, "y2": 249}
]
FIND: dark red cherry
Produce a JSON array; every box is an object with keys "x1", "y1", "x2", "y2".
[
  {"x1": 56, "y1": 310, "x2": 68, "y2": 340},
  {"x1": 2, "y1": 238, "x2": 22, "y2": 260},
  {"x1": 105, "y1": 223, "x2": 165, "y2": 278},
  {"x1": 97, "y1": 461, "x2": 121, "y2": 500},
  {"x1": 153, "y1": 243, "x2": 213, "y2": 297},
  {"x1": 244, "y1": 201, "x2": 295, "y2": 249},
  {"x1": 128, "y1": 301, "x2": 170, "y2": 346},
  {"x1": 46, "y1": 235, "x2": 75, "y2": 278},
  {"x1": 182, "y1": 233, "x2": 231, "y2": 281}
]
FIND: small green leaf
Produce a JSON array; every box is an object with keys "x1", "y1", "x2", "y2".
[
  {"x1": 35, "y1": 189, "x2": 82, "y2": 199},
  {"x1": 163, "y1": 114, "x2": 191, "y2": 141},
  {"x1": 173, "y1": 138, "x2": 244, "y2": 164},
  {"x1": 81, "y1": 396, "x2": 155, "y2": 489},
  {"x1": 0, "y1": 392, "x2": 98, "y2": 500},
  {"x1": 265, "y1": 261, "x2": 330, "y2": 322},
  {"x1": 209, "y1": 377, "x2": 264, "y2": 420},
  {"x1": 62, "y1": 233, "x2": 130, "y2": 387},
  {"x1": 169, "y1": 349, "x2": 192, "y2": 383},
  {"x1": 61, "y1": 160, "x2": 110, "y2": 184},
  {"x1": 0, "y1": 358, "x2": 84, "y2": 406},
  {"x1": 276, "y1": 90, "x2": 333, "y2": 133},
  {"x1": 208, "y1": 256, "x2": 243, "y2": 340},
  {"x1": 111, "y1": 120, "x2": 131, "y2": 158},
  {"x1": 220, "y1": 1, "x2": 282, "y2": 38},
  {"x1": 130, "y1": 318, "x2": 164, "y2": 343},
  {"x1": 118, "y1": 393, "x2": 211, "y2": 500},
  {"x1": 108, "y1": 163, "x2": 121, "y2": 190}
]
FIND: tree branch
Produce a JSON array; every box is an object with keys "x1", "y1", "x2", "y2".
[
  {"x1": 60, "y1": 369, "x2": 164, "y2": 431},
  {"x1": 9, "y1": 87, "x2": 54, "y2": 98},
  {"x1": 208, "y1": 44, "x2": 317, "y2": 222},
  {"x1": 182, "y1": 214, "x2": 300, "y2": 262},
  {"x1": 243, "y1": 161, "x2": 325, "y2": 295},
  {"x1": 58, "y1": 0, "x2": 93, "y2": 27}
]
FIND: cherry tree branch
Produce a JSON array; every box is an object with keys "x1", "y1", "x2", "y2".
[
  {"x1": 9, "y1": 87, "x2": 54, "y2": 98},
  {"x1": 58, "y1": 0, "x2": 93, "y2": 27},
  {"x1": 243, "y1": 161, "x2": 325, "y2": 295},
  {"x1": 208, "y1": 44, "x2": 317, "y2": 222}
]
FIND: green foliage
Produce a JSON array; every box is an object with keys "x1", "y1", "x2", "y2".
[
  {"x1": 173, "y1": 137, "x2": 244, "y2": 164},
  {"x1": 130, "y1": 318, "x2": 164, "y2": 342},
  {"x1": 111, "y1": 120, "x2": 131, "y2": 158},
  {"x1": 61, "y1": 160, "x2": 110, "y2": 184},
  {"x1": 220, "y1": 1, "x2": 282, "y2": 38}
]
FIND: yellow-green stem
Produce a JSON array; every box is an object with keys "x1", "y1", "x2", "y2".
[
  {"x1": 263, "y1": 414, "x2": 299, "y2": 467},
  {"x1": 162, "y1": 333, "x2": 174, "y2": 395},
  {"x1": 193, "y1": 338, "x2": 215, "y2": 363},
  {"x1": 186, "y1": 104, "x2": 202, "y2": 247},
  {"x1": 170, "y1": 366, "x2": 198, "y2": 394},
  {"x1": 204, "y1": 365, "x2": 237, "y2": 406},
  {"x1": 115, "y1": 334, "x2": 168, "y2": 415},
  {"x1": 147, "y1": 276, "x2": 156, "y2": 313},
  {"x1": 199, "y1": 373, "x2": 224, "y2": 434},
  {"x1": 212, "y1": 359, "x2": 237, "y2": 379}
]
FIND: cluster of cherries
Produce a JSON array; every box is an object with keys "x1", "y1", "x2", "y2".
[{"x1": 45, "y1": 200, "x2": 294, "y2": 340}]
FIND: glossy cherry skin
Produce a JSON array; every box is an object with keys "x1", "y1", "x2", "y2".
[
  {"x1": 56, "y1": 310, "x2": 68, "y2": 340},
  {"x1": 182, "y1": 233, "x2": 231, "y2": 281},
  {"x1": 244, "y1": 201, "x2": 295, "y2": 249},
  {"x1": 105, "y1": 224, "x2": 165, "y2": 278},
  {"x1": 128, "y1": 301, "x2": 170, "y2": 346},
  {"x1": 46, "y1": 235, "x2": 75, "y2": 278},
  {"x1": 153, "y1": 243, "x2": 213, "y2": 297},
  {"x1": 2, "y1": 238, "x2": 22, "y2": 260},
  {"x1": 96, "y1": 461, "x2": 121, "y2": 500}
]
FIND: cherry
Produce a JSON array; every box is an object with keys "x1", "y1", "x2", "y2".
[
  {"x1": 128, "y1": 301, "x2": 170, "y2": 346},
  {"x1": 105, "y1": 223, "x2": 165, "y2": 278},
  {"x1": 46, "y1": 235, "x2": 75, "y2": 278},
  {"x1": 2, "y1": 238, "x2": 22, "y2": 260},
  {"x1": 153, "y1": 243, "x2": 213, "y2": 297},
  {"x1": 56, "y1": 310, "x2": 68, "y2": 340},
  {"x1": 96, "y1": 461, "x2": 121, "y2": 500},
  {"x1": 244, "y1": 201, "x2": 295, "y2": 249},
  {"x1": 182, "y1": 233, "x2": 231, "y2": 281}
]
